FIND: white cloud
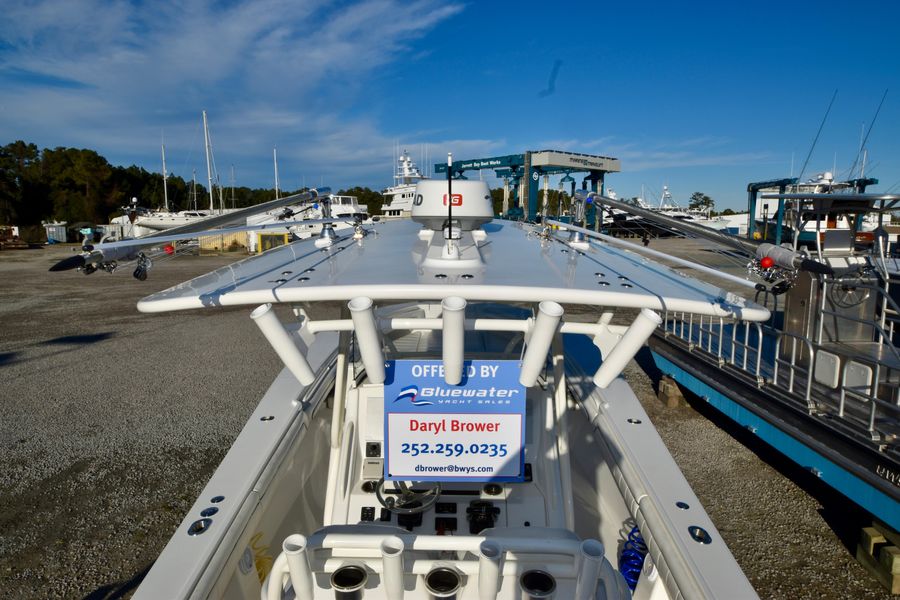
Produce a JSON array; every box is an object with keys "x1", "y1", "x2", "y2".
[{"x1": 0, "y1": 0, "x2": 468, "y2": 188}]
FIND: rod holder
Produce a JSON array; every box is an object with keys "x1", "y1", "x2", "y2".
[
  {"x1": 380, "y1": 536, "x2": 405, "y2": 599},
  {"x1": 284, "y1": 534, "x2": 315, "y2": 600},
  {"x1": 574, "y1": 539, "x2": 604, "y2": 600},
  {"x1": 441, "y1": 296, "x2": 467, "y2": 385},
  {"x1": 251, "y1": 303, "x2": 315, "y2": 386},
  {"x1": 519, "y1": 301, "x2": 564, "y2": 387},
  {"x1": 519, "y1": 569, "x2": 556, "y2": 599},
  {"x1": 477, "y1": 540, "x2": 502, "y2": 600},
  {"x1": 593, "y1": 308, "x2": 661, "y2": 389},
  {"x1": 331, "y1": 564, "x2": 367, "y2": 600},
  {"x1": 424, "y1": 567, "x2": 462, "y2": 599},
  {"x1": 348, "y1": 297, "x2": 385, "y2": 384}
]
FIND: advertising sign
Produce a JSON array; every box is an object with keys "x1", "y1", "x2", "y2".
[{"x1": 384, "y1": 360, "x2": 525, "y2": 482}]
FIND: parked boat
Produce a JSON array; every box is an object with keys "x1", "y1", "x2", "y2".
[
  {"x1": 749, "y1": 172, "x2": 889, "y2": 247},
  {"x1": 127, "y1": 176, "x2": 764, "y2": 599},
  {"x1": 604, "y1": 187, "x2": 728, "y2": 238},
  {"x1": 380, "y1": 149, "x2": 427, "y2": 219},
  {"x1": 590, "y1": 184, "x2": 900, "y2": 532},
  {"x1": 108, "y1": 113, "x2": 238, "y2": 238}
]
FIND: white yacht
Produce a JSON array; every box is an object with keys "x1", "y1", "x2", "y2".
[
  {"x1": 380, "y1": 150, "x2": 427, "y2": 219},
  {"x1": 651, "y1": 187, "x2": 728, "y2": 231},
  {"x1": 109, "y1": 203, "x2": 242, "y2": 239},
  {"x1": 129, "y1": 180, "x2": 764, "y2": 599}
]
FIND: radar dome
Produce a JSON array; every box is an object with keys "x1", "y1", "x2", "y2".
[{"x1": 411, "y1": 180, "x2": 493, "y2": 231}]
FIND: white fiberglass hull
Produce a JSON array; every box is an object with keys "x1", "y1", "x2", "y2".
[{"x1": 134, "y1": 314, "x2": 755, "y2": 600}]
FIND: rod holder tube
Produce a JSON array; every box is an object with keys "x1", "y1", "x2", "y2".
[
  {"x1": 331, "y1": 564, "x2": 368, "y2": 600},
  {"x1": 593, "y1": 308, "x2": 661, "y2": 389},
  {"x1": 380, "y1": 536, "x2": 405, "y2": 599},
  {"x1": 574, "y1": 539, "x2": 604, "y2": 600},
  {"x1": 519, "y1": 301, "x2": 564, "y2": 387},
  {"x1": 348, "y1": 297, "x2": 385, "y2": 384},
  {"x1": 424, "y1": 567, "x2": 462, "y2": 599},
  {"x1": 441, "y1": 297, "x2": 467, "y2": 385},
  {"x1": 284, "y1": 534, "x2": 315, "y2": 600},
  {"x1": 251, "y1": 303, "x2": 315, "y2": 386},
  {"x1": 477, "y1": 540, "x2": 503, "y2": 600},
  {"x1": 519, "y1": 569, "x2": 556, "y2": 599}
]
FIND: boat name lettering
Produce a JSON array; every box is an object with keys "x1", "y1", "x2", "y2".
[{"x1": 875, "y1": 464, "x2": 900, "y2": 487}]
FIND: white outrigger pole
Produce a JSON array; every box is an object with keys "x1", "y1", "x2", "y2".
[{"x1": 202, "y1": 110, "x2": 215, "y2": 214}]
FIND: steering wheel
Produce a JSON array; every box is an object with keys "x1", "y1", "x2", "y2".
[
  {"x1": 375, "y1": 478, "x2": 442, "y2": 515},
  {"x1": 829, "y1": 271, "x2": 871, "y2": 308}
]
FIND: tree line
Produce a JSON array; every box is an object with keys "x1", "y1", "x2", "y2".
[
  {"x1": 0, "y1": 140, "x2": 389, "y2": 239},
  {"x1": 1, "y1": 140, "x2": 736, "y2": 240}
]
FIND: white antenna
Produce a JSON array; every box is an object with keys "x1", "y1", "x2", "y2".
[
  {"x1": 857, "y1": 122, "x2": 865, "y2": 178},
  {"x1": 861, "y1": 149, "x2": 868, "y2": 178},
  {"x1": 230, "y1": 165, "x2": 236, "y2": 209},
  {"x1": 202, "y1": 110, "x2": 215, "y2": 213},
  {"x1": 447, "y1": 152, "x2": 453, "y2": 251},
  {"x1": 217, "y1": 173, "x2": 225, "y2": 213},
  {"x1": 161, "y1": 140, "x2": 169, "y2": 212},
  {"x1": 274, "y1": 147, "x2": 280, "y2": 200}
]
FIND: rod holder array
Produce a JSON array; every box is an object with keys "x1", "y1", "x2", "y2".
[
  {"x1": 574, "y1": 539, "x2": 605, "y2": 600},
  {"x1": 348, "y1": 296, "x2": 385, "y2": 384},
  {"x1": 519, "y1": 301, "x2": 564, "y2": 387},
  {"x1": 251, "y1": 303, "x2": 315, "y2": 386},
  {"x1": 593, "y1": 308, "x2": 661, "y2": 389},
  {"x1": 283, "y1": 534, "x2": 314, "y2": 600},
  {"x1": 441, "y1": 296, "x2": 467, "y2": 385},
  {"x1": 477, "y1": 540, "x2": 502, "y2": 600},
  {"x1": 380, "y1": 536, "x2": 405, "y2": 599}
]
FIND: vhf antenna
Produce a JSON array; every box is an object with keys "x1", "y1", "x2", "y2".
[{"x1": 447, "y1": 152, "x2": 453, "y2": 248}]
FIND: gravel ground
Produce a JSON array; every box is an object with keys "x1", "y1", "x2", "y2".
[{"x1": 0, "y1": 242, "x2": 891, "y2": 599}]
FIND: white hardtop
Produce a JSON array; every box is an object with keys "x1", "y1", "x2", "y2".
[{"x1": 137, "y1": 217, "x2": 768, "y2": 321}]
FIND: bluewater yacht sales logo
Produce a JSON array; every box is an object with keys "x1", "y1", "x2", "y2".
[{"x1": 394, "y1": 384, "x2": 431, "y2": 406}]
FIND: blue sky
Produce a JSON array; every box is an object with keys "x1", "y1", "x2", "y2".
[{"x1": 1, "y1": 0, "x2": 899, "y2": 210}]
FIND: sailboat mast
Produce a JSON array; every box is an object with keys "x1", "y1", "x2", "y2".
[
  {"x1": 274, "y1": 147, "x2": 280, "y2": 200},
  {"x1": 161, "y1": 143, "x2": 169, "y2": 212},
  {"x1": 191, "y1": 170, "x2": 197, "y2": 211},
  {"x1": 230, "y1": 165, "x2": 236, "y2": 209},
  {"x1": 202, "y1": 110, "x2": 215, "y2": 213}
]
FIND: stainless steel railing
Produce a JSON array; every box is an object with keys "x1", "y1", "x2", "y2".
[{"x1": 660, "y1": 311, "x2": 899, "y2": 445}]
